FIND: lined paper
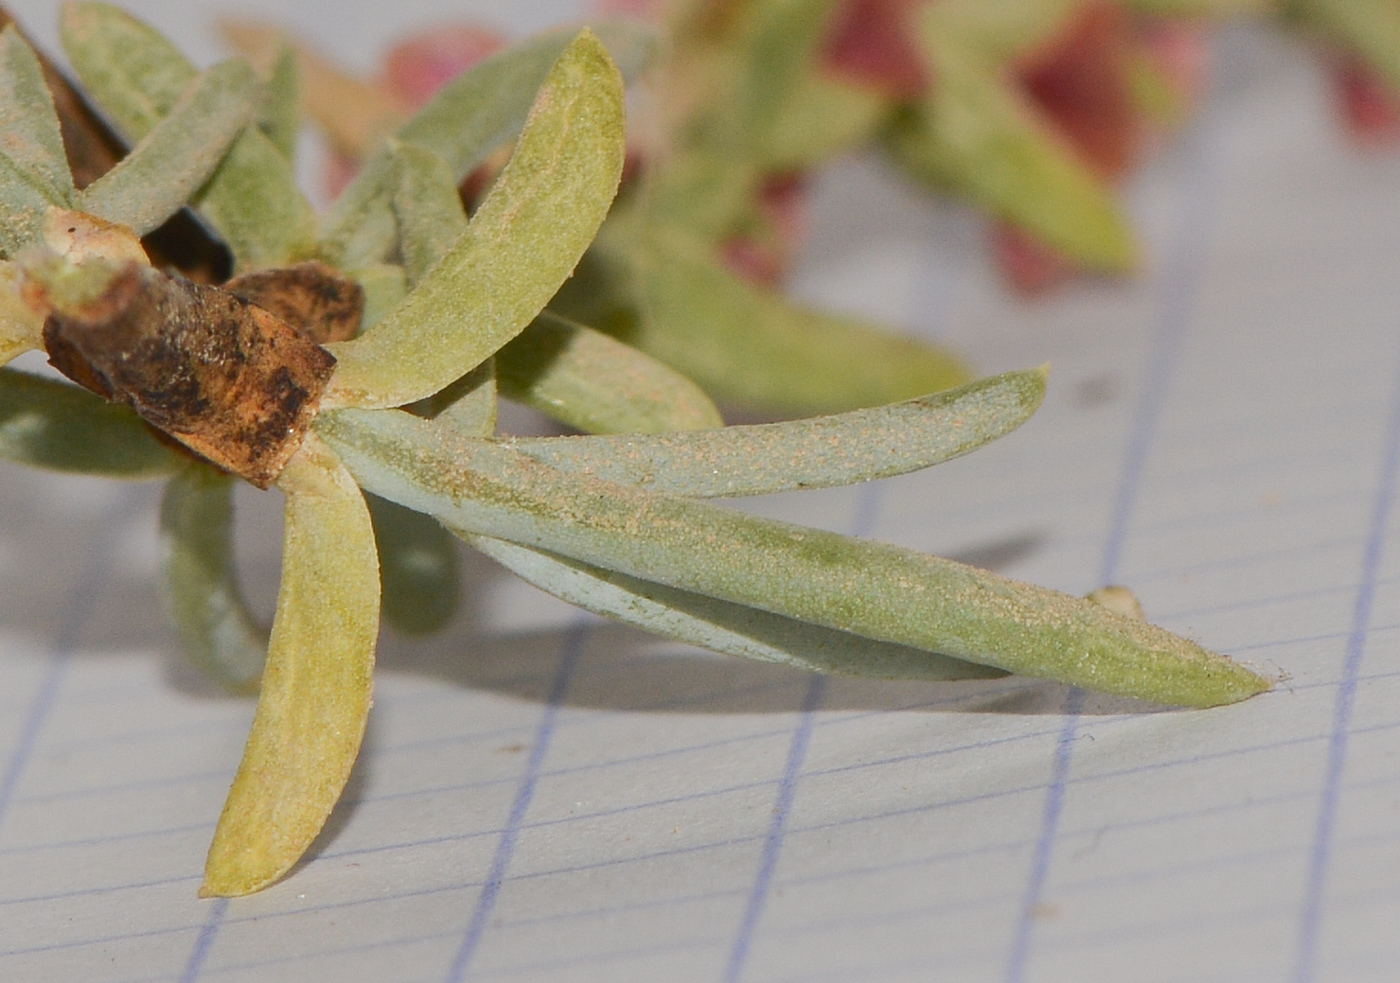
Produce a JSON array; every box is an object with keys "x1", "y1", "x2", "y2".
[{"x1": 2, "y1": 6, "x2": 1400, "y2": 981}]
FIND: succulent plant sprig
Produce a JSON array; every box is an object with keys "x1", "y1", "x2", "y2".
[{"x1": 0, "y1": 4, "x2": 1267, "y2": 900}]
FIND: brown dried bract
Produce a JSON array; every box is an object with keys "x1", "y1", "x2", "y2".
[
  {"x1": 42, "y1": 263, "x2": 337, "y2": 488},
  {"x1": 225, "y1": 261, "x2": 364, "y2": 344}
]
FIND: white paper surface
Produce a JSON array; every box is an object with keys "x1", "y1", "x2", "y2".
[{"x1": 2, "y1": 4, "x2": 1400, "y2": 981}]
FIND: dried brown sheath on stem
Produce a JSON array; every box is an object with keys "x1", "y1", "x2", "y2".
[
  {"x1": 225, "y1": 261, "x2": 364, "y2": 345},
  {"x1": 41, "y1": 263, "x2": 336, "y2": 487}
]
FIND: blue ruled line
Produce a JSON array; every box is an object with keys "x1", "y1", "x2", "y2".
[
  {"x1": 0, "y1": 509, "x2": 123, "y2": 826},
  {"x1": 723, "y1": 673, "x2": 827, "y2": 983},
  {"x1": 0, "y1": 488, "x2": 145, "y2": 830},
  {"x1": 722, "y1": 479, "x2": 881, "y2": 982},
  {"x1": 180, "y1": 898, "x2": 229, "y2": 983},
  {"x1": 1003, "y1": 687, "x2": 1085, "y2": 982},
  {"x1": 1292, "y1": 334, "x2": 1400, "y2": 983},
  {"x1": 444, "y1": 618, "x2": 588, "y2": 983}
]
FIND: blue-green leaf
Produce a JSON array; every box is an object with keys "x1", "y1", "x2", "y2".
[
  {"x1": 77, "y1": 59, "x2": 262, "y2": 235},
  {"x1": 469, "y1": 535, "x2": 1004, "y2": 680},
  {"x1": 503, "y1": 367, "x2": 1041, "y2": 494},
  {"x1": 0, "y1": 26, "x2": 75, "y2": 255},
  {"x1": 159, "y1": 465, "x2": 266, "y2": 692},
  {"x1": 0, "y1": 368, "x2": 183, "y2": 479}
]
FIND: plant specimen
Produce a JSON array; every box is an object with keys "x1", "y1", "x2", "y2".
[{"x1": 0, "y1": 4, "x2": 1268, "y2": 899}]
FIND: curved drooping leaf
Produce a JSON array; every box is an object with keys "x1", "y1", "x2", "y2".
[
  {"x1": 202, "y1": 435, "x2": 379, "y2": 897},
  {"x1": 503, "y1": 367, "x2": 1042, "y2": 496},
  {"x1": 324, "y1": 30, "x2": 627, "y2": 409},
  {"x1": 497, "y1": 313, "x2": 724, "y2": 435},
  {"x1": 400, "y1": 20, "x2": 652, "y2": 171},
  {"x1": 468, "y1": 535, "x2": 1005, "y2": 680},
  {"x1": 0, "y1": 368, "x2": 184, "y2": 478},
  {"x1": 0, "y1": 27, "x2": 75, "y2": 256},
  {"x1": 318, "y1": 408, "x2": 1270, "y2": 708},
  {"x1": 76, "y1": 59, "x2": 262, "y2": 235},
  {"x1": 159, "y1": 465, "x2": 266, "y2": 692},
  {"x1": 62, "y1": 2, "x2": 316, "y2": 270},
  {"x1": 318, "y1": 20, "x2": 652, "y2": 270}
]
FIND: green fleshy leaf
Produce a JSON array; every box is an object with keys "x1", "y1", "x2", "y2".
[
  {"x1": 632, "y1": 153, "x2": 761, "y2": 246},
  {"x1": 348, "y1": 263, "x2": 408, "y2": 332},
  {"x1": 884, "y1": 38, "x2": 1137, "y2": 273},
  {"x1": 159, "y1": 465, "x2": 266, "y2": 692},
  {"x1": 468, "y1": 535, "x2": 1004, "y2": 680},
  {"x1": 202, "y1": 435, "x2": 379, "y2": 897},
  {"x1": 0, "y1": 26, "x2": 76, "y2": 204},
  {"x1": 503, "y1": 367, "x2": 1042, "y2": 496},
  {"x1": 1286, "y1": 0, "x2": 1400, "y2": 93},
  {"x1": 324, "y1": 30, "x2": 626, "y2": 409},
  {"x1": 0, "y1": 368, "x2": 184, "y2": 478},
  {"x1": 0, "y1": 261, "x2": 42, "y2": 363},
  {"x1": 318, "y1": 407, "x2": 1270, "y2": 708},
  {"x1": 62, "y1": 3, "x2": 315, "y2": 270},
  {"x1": 319, "y1": 20, "x2": 653, "y2": 270},
  {"x1": 497, "y1": 313, "x2": 723, "y2": 435},
  {"x1": 258, "y1": 40, "x2": 301, "y2": 161},
  {"x1": 598, "y1": 223, "x2": 972, "y2": 415},
  {"x1": 418, "y1": 361, "x2": 498, "y2": 437},
  {"x1": 0, "y1": 158, "x2": 55, "y2": 259},
  {"x1": 386, "y1": 141, "x2": 468, "y2": 285},
  {"x1": 0, "y1": 27, "x2": 76, "y2": 256},
  {"x1": 729, "y1": 0, "x2": 838, "y2": 144},
  {"x1": 77, "y1": 59, "x2": 262, "y2": 236},
  {"x1": 367, "y1": 492, "x2": 460, "y2": 635},
  {"x1": 60, "y1": 2, "x2": 197, "y2": 139}
]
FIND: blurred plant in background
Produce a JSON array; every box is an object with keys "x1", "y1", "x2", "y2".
[{"x1": 237, "y1": 0, "x2": 1400, "y2": 311}]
